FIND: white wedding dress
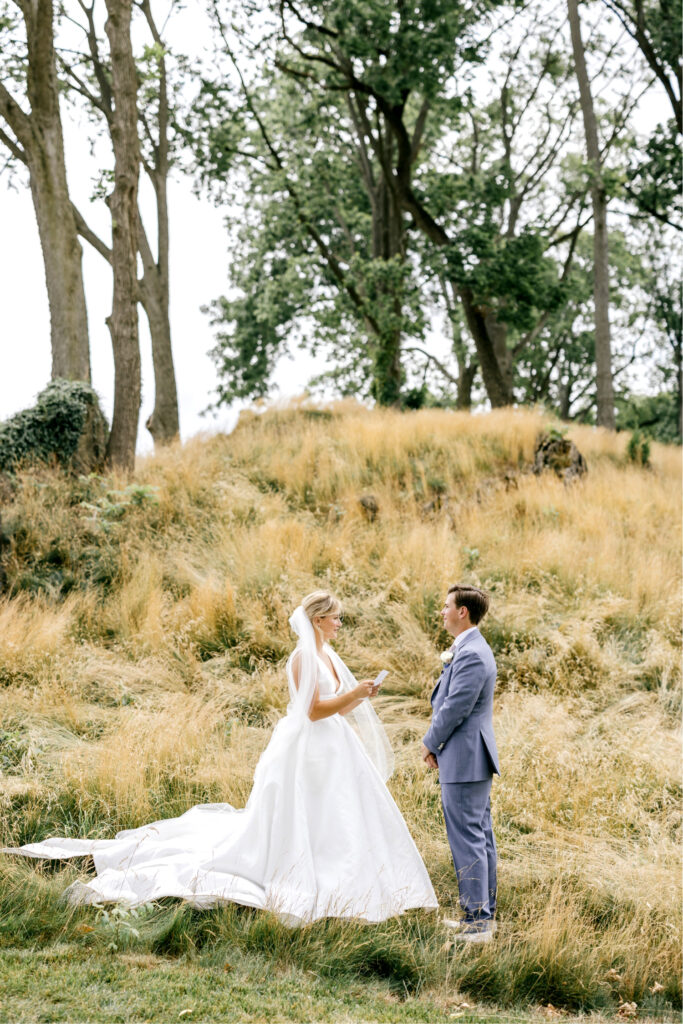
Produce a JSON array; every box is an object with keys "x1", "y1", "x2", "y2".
[{"x1": 5, "y1": 612, "x2": 437, "y2": 925}]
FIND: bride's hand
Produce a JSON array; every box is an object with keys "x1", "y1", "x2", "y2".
[{"x1": 356, "y1": 679, "x2": 376, "y2": 699}]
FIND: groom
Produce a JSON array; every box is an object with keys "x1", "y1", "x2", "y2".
[{"x1": 421, "y1": 584, "x2": 500, "y2": 942}]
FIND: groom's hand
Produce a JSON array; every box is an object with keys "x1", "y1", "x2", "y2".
[{"x1": 421, "y1": 743, "x2": 438, "y2": 770}]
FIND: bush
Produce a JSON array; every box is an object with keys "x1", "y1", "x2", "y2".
[
  {"x1": 617, "y1": 392, "x2": 681, "y2": 445},
  {"x1": 0, "y1": 379, "x2": 108, "y2": 474},
  {"x1": 626, "y1": 430, "x2": 651, "y2": 467}
]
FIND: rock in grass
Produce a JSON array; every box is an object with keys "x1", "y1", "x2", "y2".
[
  {"x1": 0, "y1": 379, "x2": 108, "y2": 475},
  {"x1": 533, "y1": 431, "x2": 587, "y2": 483},
  {"x1": 359, "y1": 494, "x2": 379, "y2": 521}
]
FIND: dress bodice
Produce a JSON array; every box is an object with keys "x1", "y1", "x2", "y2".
[{"x1": 316, "y1": 655, "x2": 341, "y2": 698}]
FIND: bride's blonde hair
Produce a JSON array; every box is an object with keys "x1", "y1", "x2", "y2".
[{"x1": 301, "y1": 590, "x2": 342, "y2": 623}]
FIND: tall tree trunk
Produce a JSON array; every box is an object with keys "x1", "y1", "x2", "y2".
[
  {"x1": 60, "y1": 0, "x2": 179, "y2": 445},
  {"x1": 139, "y1": 220, "x2": 179, "y2": 443},
  {"x1": 568, "y1": 0, "x2": 616, "y2": 429},
  {"x1": 138, "y1": 0, "x2": 179, "y2": 443},
  {"x1": 369, "y1": 174, "x2": 404, "y2": 406},
  {"x1": 439, "y1": 276, "x2": 478, "y2": 407},
  {"x1": 456, "y1": 362, "x2": 477, "y2": 409},
  {"x1": 672, "y1": 329, "x2": 682, "y2": 441},
  {"x1": 458, "y1": 286, "x2": 514, "y2": 406},
  {"x1": 0, "y1": 0, "x2": 90, "y2": 382},
  {"x1": 104, "y1": 0, "x2": 141, "y2": 472}
]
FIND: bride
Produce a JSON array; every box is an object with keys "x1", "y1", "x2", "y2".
[{"x1": 5, "y1": 591, "x2": 438, "y2": 925}]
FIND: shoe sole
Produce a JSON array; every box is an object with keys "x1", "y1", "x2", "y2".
[{"x1": 442, "y1": 920, "x2": 497, "y2": 933}]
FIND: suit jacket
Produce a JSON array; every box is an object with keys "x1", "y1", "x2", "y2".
[{"x1": 423, "y1": 628, "x2": 500, "y2": 783}]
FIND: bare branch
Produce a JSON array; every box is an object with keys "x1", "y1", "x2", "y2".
[
  {"x1": 403, "y1": 346, "x2": 461, "y2": 387},
  {"x1": 0, "y1": 80, "x2": 33, "y2": 150},
  {"x1": 410, "y1": 98, "x2": 430, "y2": 162},
  {"x1": 56, "y1": 55, "x2": 108, "y2": 114},
  {"x1": 72, "y1": 202, "x2": 112, "y2": 262},
  {"x1": 0, "y1": 123, "x2": 27, "y2": 163}
]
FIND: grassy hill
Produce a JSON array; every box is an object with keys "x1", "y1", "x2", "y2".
[{"x1": 0, "y1": 403, "x2": 680, "y2": 1023}]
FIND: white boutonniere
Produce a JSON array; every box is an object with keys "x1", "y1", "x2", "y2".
[{"x1": 440, "y1": 650, "x2": 454, "y2": 665}]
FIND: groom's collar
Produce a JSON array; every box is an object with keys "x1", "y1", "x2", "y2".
[{"x1": 451, "y1": 626, "x2": 479, "y2": 651}]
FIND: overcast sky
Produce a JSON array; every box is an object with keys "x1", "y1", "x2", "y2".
[{"x1": 0, "y1": 4, "x2": 667, "y2": 452}]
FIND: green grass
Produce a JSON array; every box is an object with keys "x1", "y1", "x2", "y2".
[{"x1": 0, "y1": 947, "x2": 677, "y2": 1024}]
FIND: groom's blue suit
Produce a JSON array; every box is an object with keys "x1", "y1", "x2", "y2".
[{"x1": 423, "y1": 627, "x2": 499, "y2": 922}]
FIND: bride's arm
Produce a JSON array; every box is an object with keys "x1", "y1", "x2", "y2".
[
  {"x1": 291, "y1": 655, "x2": 374, "y2": 721},
  {"x1": 338, "y1": 695, "x2": 367, "y2": 715}
]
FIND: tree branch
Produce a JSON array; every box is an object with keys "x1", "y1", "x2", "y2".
[
  {"x1": 0, "y1": 123, "x2": 27, "y2": 163},
  {"x1": 72, "y1": 202, "x2": 112, "y2": 261},
  {"x1": 403, "y1": 346, "x2": 460, "y2": 386},
  {"x1": 0, "y1": 80, "x2": 33, "y2": 151}
]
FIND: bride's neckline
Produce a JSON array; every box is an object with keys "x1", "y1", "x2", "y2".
[{"x1": 316, "y1": 651, "x2": 342, "y2": 693}]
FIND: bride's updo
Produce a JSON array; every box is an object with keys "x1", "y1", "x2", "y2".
[{"x1": 301, "y1": 590, "x2": 342, "y2": 622}]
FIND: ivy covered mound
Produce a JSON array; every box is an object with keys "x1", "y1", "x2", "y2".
[{"x1": 0, "y1": 380, "x2": 108, "y2": 475}]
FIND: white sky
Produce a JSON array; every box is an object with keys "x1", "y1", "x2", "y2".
[{"x1": 0, "y1": 2, "x2": 670, "y2": 452}]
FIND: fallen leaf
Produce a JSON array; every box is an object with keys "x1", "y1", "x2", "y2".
[
  {"x1": 223, "y1": 962, "x2": 233, "y2": 972},
  {"x1": 75, "y1": 924, "x2": 94, "y2": 934},
  {"x1": 178, "y1": 1011, "x2": 193, "y2": 1019},
  {"x1": 617, "y1": 1000, "x2": 638, "y2": 1020},
  {"x1": 649, "y1": 982, "x2": 664, "y2": 995}
]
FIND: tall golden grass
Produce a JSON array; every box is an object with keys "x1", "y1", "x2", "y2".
[{"x1": 0, "y1": 404, "x2": 680, "y2": 1014}]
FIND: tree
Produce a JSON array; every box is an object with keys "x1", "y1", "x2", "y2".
[
  {"x1": 103, "y1": 0, "x2": 141, "y2": 471},
  {"x1": 202, "y1": 0, "x2": 568, "y2": 408},
  {"x1": 192, "y1": 19, "x2": 426, "y2": 407},
  {"x1": 0, "y1": 0, "x2": 90, "y2": 382},
  {"x1": 513, "y1": 229, "x2": 660, "y2": 421},
  {"x1": 62, "y1": 0, "x2": 180, "y2": 444},
  {"x1": 601, "y1": 0, "x2": 680, "y2": 130},
  {"x1": 600, "y1": 1, "x2": 682, "y2": 231},
  {"x1": 568, "y1": 0, "x2": 616, "y2": 428},
  {"x1": 249, "y1": 0, "x2": 604, "y2": 409}
]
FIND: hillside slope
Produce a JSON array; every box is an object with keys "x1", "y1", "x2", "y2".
[{"x1": 0, "y1": 404, "x2": 680, "y2": 1020}]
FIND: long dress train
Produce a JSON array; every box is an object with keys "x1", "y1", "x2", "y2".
[{"x1": 4, "y1": 651, "x2": 437, "y2": 925}]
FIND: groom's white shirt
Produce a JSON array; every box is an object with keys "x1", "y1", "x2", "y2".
[{"x1": 452, "y1": 626, "x2": 477, "y2": 651}]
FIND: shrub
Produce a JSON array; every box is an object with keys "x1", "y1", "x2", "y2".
[
  {"x1": 0, "y1": 379, "x2": 108, "y2": 474},
  {"x1": 626, "y1": 430, "x2": 651, "y2": 467}
]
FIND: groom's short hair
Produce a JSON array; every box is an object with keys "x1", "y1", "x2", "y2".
[{"x1": 448, "y1": 584, "x2": 489, "y2": 625}]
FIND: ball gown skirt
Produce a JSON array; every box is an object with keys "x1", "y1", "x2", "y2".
[{"x1": 5, "y1": 665, "x2": 438, "y2": 925}]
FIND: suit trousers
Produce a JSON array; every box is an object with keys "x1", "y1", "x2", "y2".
[{"x1": 440, "y1": 778, "x2": 497, "y2": 922}]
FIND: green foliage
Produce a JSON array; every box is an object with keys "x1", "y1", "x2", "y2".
[
  {"x1": 94, "y1": 902, "x2": 156, "y2": 953},
  {"x1": 0, "y1": 380, "x2": 107, "y2": 473},
  {"x1": 196, "y1": 68, "x2": 426, "y2": 407},
  {"x1": 627, "y1": 119, "x2": 682, "y2": 227},
  {"x1": 617, "y1": 393, "x2": 681, "y2": 445},
  {"x1": 192, "y1": 0, "x2": 676, "y2": 416},
  {"x1": 297, "y1": 0, "x2": 502, "y2": 102},
  {"x1": 626, "y1": 430, "x2": 651, "y2": 467}
]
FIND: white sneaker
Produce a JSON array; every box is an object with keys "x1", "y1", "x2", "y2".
[
  {"x1": 442, "y1": 918, "x2": 497, "y2": 933},
  {"x1": 452, "y1": 922, "x2": 495, "y2": 943}
]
